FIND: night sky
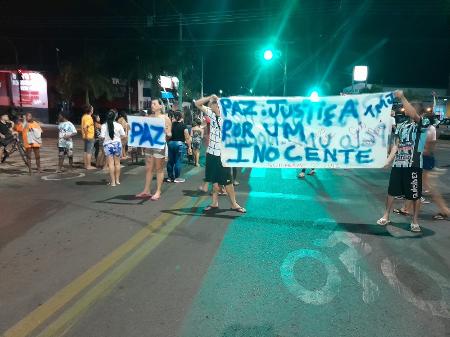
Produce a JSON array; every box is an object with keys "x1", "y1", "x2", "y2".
[{"x1": 1, "y1": 0, "x2": 449, "y2": 96}]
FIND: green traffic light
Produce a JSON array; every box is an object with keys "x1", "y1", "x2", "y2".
[{"x1": 263, "y1": 49, "x2": 273, "y2": 61}]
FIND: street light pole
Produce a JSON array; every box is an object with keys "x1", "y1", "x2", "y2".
[
  {"x1": 201, "y1": 55, "x2": 204, "y2": 98},
  {"x1": 283, "y1": 43, "x2": 288, "y2": 96}
]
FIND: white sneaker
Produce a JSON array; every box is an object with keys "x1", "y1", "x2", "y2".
[
  {"x1": 410, "y1": 223, "x2": 421, "y2": 232},
  {"x1": 420, "y1": 197, "x2": 430, "y2": 204},
  {"x1": 174, "y1": 178, "x2": 185, "y2": 183}
]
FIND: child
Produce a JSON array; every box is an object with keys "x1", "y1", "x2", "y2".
[
  {"x1": 190, "y1": 118, "x2": 204, "y2": 167},
  {"x1": 57, "y1": 112, "x2": 77, "y2": 173}
]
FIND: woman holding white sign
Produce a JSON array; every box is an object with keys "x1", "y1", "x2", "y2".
[
  {"x1": 136, "y1": 98, "x2": 172, "y2": 201},
  {"x1": 100, "y1": 110, "x2": 126, "y2": 187}
]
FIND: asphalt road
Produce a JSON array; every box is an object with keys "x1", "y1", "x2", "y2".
[{"x1": 0, "y1": 141, "x2": 449, "y2": 337}]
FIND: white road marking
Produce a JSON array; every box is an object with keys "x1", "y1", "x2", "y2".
[{"x1": 280, "y1": 249, "x2": 341, "y2": 305}]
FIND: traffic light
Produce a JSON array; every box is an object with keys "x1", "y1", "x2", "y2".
[
  {"x1": 263, "y1": 49, "x2": 273, "y2": 61},
  {"x1": 256, "y1": 47, "x2": 281, "y2": 63},
  {"x1": 308, "y1": 89, "x2": 321, "y2": 102}
]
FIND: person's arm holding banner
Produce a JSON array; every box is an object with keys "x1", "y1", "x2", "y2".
[{"x1": 395, "y1": 90, "x2": 420, "y2": 122}]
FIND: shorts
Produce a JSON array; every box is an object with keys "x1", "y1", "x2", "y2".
[
  {"x1": 388, "y1": 167, "x2": 423, "y2": 200},
  {"x1": 144, "y1": 147, "x2": 166, "y2": 159},
  {"x1": 103, "y1": 141, "x2": 122, "y2": 157},
  {"x1": 192, "y1": 140, "x2": 201, "y2": 150},
  {"x1": 204, "y1": 153, "x2": 233, "y2": 186},
  {"x1": 84, "y1": 139, "x2": 95, "y2": 153},
  {"x1": 422, "y1": 155, "x2": 435, "y2": 171},
  {"x1": 58, "y1": 147, "x2": 73, "y2": 157}
]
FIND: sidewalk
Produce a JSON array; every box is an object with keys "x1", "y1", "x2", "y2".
[{"x1": 0, "y1": 135, "x2": 87, "y2": 178}]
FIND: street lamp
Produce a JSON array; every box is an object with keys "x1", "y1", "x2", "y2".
[{"x1": 352, "y1": 65, "x2": 368, "y2": 93}]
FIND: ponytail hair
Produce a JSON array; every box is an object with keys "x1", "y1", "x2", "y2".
[{"x1": 106, "y1": 110, "x2": 116, "y2": 139}]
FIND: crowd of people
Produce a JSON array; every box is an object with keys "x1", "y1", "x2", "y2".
[{"x1": 1, "y1": 90, "x2": 449, "y2": 224}]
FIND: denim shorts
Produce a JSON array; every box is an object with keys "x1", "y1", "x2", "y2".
[{"x1": 84, "y1": 139, "x2": 95, "y2": 153}]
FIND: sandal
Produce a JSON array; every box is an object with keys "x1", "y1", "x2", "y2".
[
  {"x1": 307, "y1": 170, "x2": 315, "y2": 176},
  {"x1": 377, "y1": 218, "x2": 391, "y2": 226},
  {"x1": 298, "y1": 172, "x2": 305, "y2": 179},
  {"x1": 151, "y1": 194, "x2": 160, "y2": 201},
  {"x1": 204, "y1": 205, "x2": 219, "y2": 212},
  {"x1": 393, "y1": 208, "x2": 411, "y2": 216},
  {"x1": 410, "y1": 223, "x2": 422, "y2": 232},
  {"x1": 432, "y1": 213, "x2": 448, "y2": 220},
  {"x1": 230, "y1": 207, "x2": 247, "y2": 214}
]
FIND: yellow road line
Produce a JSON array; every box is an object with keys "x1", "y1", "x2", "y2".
[
  {"x1": 37, "y1": 196, "x2": 206, "y2": 337},
  {"x1": 2, "y1": 196, "x2": 193, "y2": 337}
]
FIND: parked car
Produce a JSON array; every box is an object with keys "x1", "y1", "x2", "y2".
[{"x1": 437, "y1": 118, "x2": 450, "y2": 139}]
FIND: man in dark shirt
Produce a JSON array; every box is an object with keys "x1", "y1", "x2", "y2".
[
  {"x1": 0, "y1": 112, "x2": 16, "y2": 161},
  {"x1": 377, "y1": 90, "x2": 429, "y2": 232}
]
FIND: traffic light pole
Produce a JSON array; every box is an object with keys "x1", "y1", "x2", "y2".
[{"x1": 283, "y1": 43, "x2": 288, "y2": 96}]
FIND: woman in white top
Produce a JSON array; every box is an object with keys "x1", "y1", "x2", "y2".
[
  {"x1": 101, "y1": 110, "x2": 126, "y2": 186},
  {"x1": 136, "y1": 98, "x2": 172, "y2": 201}
]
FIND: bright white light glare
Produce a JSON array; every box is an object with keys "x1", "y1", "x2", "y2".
[
  {"x1": 263, "y1": 49, "x2": 273, "y2": 61},
  {"x1": 310, "y1": 91, "x2": 320, "y2": 102},
  {"x1": 353, "y1": 66, "x2": 368, "y2": 82}
]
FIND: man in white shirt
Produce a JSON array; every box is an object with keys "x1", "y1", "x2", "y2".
[{"x1": 195, "y1": 94, "x2": 246, "y2": 213}]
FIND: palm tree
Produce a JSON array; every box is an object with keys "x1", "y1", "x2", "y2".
[{"x1": 76, "y1": 54, "x2": 113, "y2": 105}]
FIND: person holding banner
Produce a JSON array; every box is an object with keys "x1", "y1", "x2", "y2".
[
  {"x1": 136, "y1": 98, "x2": 172, "y2": 201},
  {"x1": 100, "y1": 110, "x2": 126, "y2": 186},
  {"x1": 377, "y1": 90, "x2": 430, "y2": 232},
  {"x1": 195, "y1": 94, "x2": 246, "y2": 214}
]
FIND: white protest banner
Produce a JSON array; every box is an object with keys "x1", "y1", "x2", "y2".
[
  {"x1": 219, "y1": 92, "x2": 394, "y2": 168},
  {"x1": 128, "y1": 116, "x2": 166, "y2": 149}
]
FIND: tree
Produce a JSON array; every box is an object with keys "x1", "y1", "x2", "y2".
[{"x1": 76, "y1": 54, "x2": 113, "y2": 105}]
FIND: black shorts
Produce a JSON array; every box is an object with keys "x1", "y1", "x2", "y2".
[
  {"x1": 422, "y1": 155, "x2": 435, "y2": 171},
  {"x1": 388, "y1": 167, "x2": 422, "y2": 200},
  {"x1": 58, "y1": 147, "x2": 73, "y2": 157},
  {"x1": 204, "y1": 153, "x2": 233, "y2": 186}
]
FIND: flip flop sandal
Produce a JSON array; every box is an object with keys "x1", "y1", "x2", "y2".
[
  {"x1": 432, "y1": 213, "x2": 448, "y2": 220},
  {"x1": 204, "y1": 205, "x2": 219, "y2": 212},
  {"x1": 393, "y1": 208, "x2": 411, "y2": 216},
  {"x1": 230, "y1": 207, "x2": 247, "y2": 214},
  {"x1": 376, "y1": 218, "x2": 391, "y2": 226}
]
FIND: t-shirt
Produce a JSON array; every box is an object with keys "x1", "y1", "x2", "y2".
[
  {"x1": 426, "y1": 125, "x2": 436, "y2": 142},
  {"x1": 22, "y1": 121, "x2": 42, "y2": 148},
  {"x1": 0, "y1": 121, "x2": 12, "y2": 137},
  {"x1": 100, "y1": 122, "x2": 125, "y2": 145},
  {"x1": 392, "y1": 117, "x2": 430, "y2": 168},
  {"x1": 204, "y1": 108, "x2": 222, "y2": 156},
  {"x1": 58, "y1": 121, "x2": 77, "y2": 149},
  {"x1": 171, "y1": 122, "x2": 186, "y2": 142},
  {"x1": 81, "y1": 114, "x2": 94, "y2": 139}
]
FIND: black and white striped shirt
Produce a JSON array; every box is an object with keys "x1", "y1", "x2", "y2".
[{"x1": 205, "y1": 107, "x2": 222, "y2": 156}]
